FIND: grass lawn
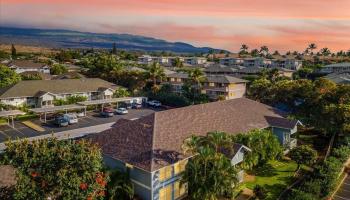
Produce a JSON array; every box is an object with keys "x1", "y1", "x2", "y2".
[{"x1": 243, "y1": 159, "x2": 298, "y2": 200}]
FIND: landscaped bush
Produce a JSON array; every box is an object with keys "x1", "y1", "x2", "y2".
[
  {"x1": 287, "y1": 189, "x2": 317, "y2": 200},
  {"x1": 2, "y1": 138, "x2": 108, "y2": 200},
  {"x1": 300, "y1": 179, "x2": 321, "y2": 195},
  {"x1": 54, "y1": 95, "x2": 87, "y2": 106},
  {"x1": 332, "y1": 146, "x2": 350, "y2": 163},
  {"x1": 253, "y1": 185, "x2": 268, "y2": 200}
]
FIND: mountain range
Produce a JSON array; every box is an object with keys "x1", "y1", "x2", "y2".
[{"x1": 0, "y1": 27, "x2": 224, "y2": 53}]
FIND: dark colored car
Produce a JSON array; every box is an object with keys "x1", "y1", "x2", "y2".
[
  {"x1": 132, "y1": 103, "x2": 142, "y2": 109},
  {"x1": 100, "y1": 107, "x2": 114, "y2": 117},
  {"x1": 54, "y1": 116, "x2": 69, "y2": 127}
]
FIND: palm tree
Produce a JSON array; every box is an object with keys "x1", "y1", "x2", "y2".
[
  {"x1": 182, "y1": 145, "x2": 238, "y2": 199},
  {"x1": 308, "y1": 43, "x2": 317, "y2": 55},
  {"x1": 239, "y1": 44, "x2": 249, "y2": 55},
  {"x1": 145, "y1": 62, "x2": 165, "y2": 93},
  {"x1": 320, "y1": 47, "x2": 331, "y2": 57},
  {"x1": 187, "y1": 68, "x2": 206, "y2": 104},
  {"x1": 259, "y1": 46, "x2": 269, "y2": 57},
  {"x1": 106, "y1": 170, "x2": 134, "y2": 200}
]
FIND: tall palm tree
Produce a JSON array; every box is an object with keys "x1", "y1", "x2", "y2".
[
  {"x1": 259, "y1": 46, "x2": 269, "y2": 57},
  {"x1": 240, "y1": 44, "x2": 249, "y2": 51},
  {"x1": 107, "y1": 170, "x2": 134, "y2": 200},
  {"x1": 145, "y1": 62, "x2": 165, "y2": 93},
  {"x1": 320, "y1": 47, "x2": 331, "y2": 57},
  {"x1": 187, "y1": 68, "x2": 206, "y2": 104},
  {"x1": 308, "y1": 43, "x2": 317, "y2": 55}
]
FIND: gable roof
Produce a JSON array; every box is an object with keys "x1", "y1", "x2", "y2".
[
  {"x1": 0, "y1": 78, "x2": 119, "y2": 99},
  {"x1": 323, "y1": 62, "x2": 350, "y2": 68},
  {"x1": 9, "y1": 60, "x2": 47, "y2": 68},
  {"x1": 89, "y1": 98, "x2": 296, "y2": 172},
  {"x1": 206, "y1": 75, "x2": 248, "y2": 84},
  {"x1": 325, "y1": 72, "x2": 350, "y2": 84}
]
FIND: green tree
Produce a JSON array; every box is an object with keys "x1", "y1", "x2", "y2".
[
  {"x1": 0, "y1": 64, "x2": 21, "y2": 87},
  {"x1": 145, "y1": 62, "x2": 165, "y2": 93},
  {"x1": 232, "y1": 129, "x2": 282, "y2": 169},
  {"x1": 253, "y1": 185, "x2": 268, "y2": 200},
  {"x1": 2, "y1": 138, "x2": 108, "y2": 200},
  {"x1": 113, "y1": 88, "x2": 130, "y2": 98},
  {"x1": 289, "y1": 145, "x2": 317, "y2": 172},
  {"x1": 50, "y1": 64, "x2": 68, "y2": 75},
  {"x1": 259, "y1": 46, "x2": 269, "y2": 57},
  {"x1": 11, "y1": 44, "x2": 16, "y2": 58},
  {"x1": 106, "y1": 170, "x2": 134, "y2": 200},
  {"x1": 308, "y1": 43, "x2": 317, "y2": 55},
  {"x1": 239, "y1": 44, "x2": 249, "y2": 55},
  {"x1": 112, "y1": 43, "x2": 117, "y2": 55},
  {"x1": 247, "y1": 78, "x2": 273, "y2": 103},
  {"x1": 182, "y1": 147, "x2": 238, "y2": 200}
]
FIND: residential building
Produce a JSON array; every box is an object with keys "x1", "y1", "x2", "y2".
[
  {"x1": 324, "y1": 72, "x2": 350, "y2": 85},
  {"x1": 202, "y1": 75, "x2": 248, "y2": 100},
  {"x1": 243, "y1": 57, "x2": 272, "y2": 68},
  {"x1": 204, "y1": 64, "x2": 237, "y2": 75},
  {"x1": 0, "y1": 78, "x2": 119, "y2": 108},
  {"x1": 89, "y1": 98, "x2": 300, "y2": 200},
  {"x1": 7, "y1": 60, "x2": 50, "y2": 74},
  {"x1": 320, "y1": 62, "x2": 350, "y2": 74},
  {"x1": 183, "y1": 57, "x2": 207, "y2": 65},
  {"x1": 163, "y1": 72, "x2": 189, "y2": 93},
  {"x1": 219, "y1": 57, "x2": 301, "y2": 71},
  {"x1": 271, "y1": 59, "x2": 302, "y2": 71},
  {"x1": 163, "y1": 72, "x2": 247, "y2": 100},
  {"x1": 138, "y1": 55, "x2": 154, "y2": 65},
  {"x1": 219, "y1": 57, "x2": 244, "y2": 66}
]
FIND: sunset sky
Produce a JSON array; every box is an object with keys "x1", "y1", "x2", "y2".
[{"x1": 1, "y1": 0, "x2": 350, "y2": 52}]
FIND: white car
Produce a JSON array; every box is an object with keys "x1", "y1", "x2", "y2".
[
  {"x1": 76, "y1": 111, "x2": 85, "y2": 118},
  {"x1": 116, "y1": 108, "x2": 128, "y2": 115},
  {"x1": 63, "y1": 113, "x2": 78, "y2": 124},
  {"x1": 147, "y1": 100, "x2": 161, "y2": 107}
]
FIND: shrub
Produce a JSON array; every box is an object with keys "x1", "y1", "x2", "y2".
[
  {"x1": 301, "y1": 179, "x2": 321, "y2": 195},
  {"x1": 2, "y1": 138, "x2": 108, "y2": 200},
  {"x1": 287, "y1": 189, "x2": 317, "y2": 200},
  {"x1": 332, "y1": 146, "x2": 350, "y2": 163},
  {"x1": 289, "y1": 145, "x2": 317, "y2": 172},
  {"x1": 253, "y1": 185, "x2": 268, "y2": 199}
]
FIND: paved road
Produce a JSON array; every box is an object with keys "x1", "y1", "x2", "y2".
[
  {"x1": 334, "y1": 175, "x2": 350, "y2": 200},
  {"x1": 0, "y1": 108, "x2": 157, "y2": 143}
]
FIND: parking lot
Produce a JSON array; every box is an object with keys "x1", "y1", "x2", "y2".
[
  {"x1": 0, "y1": 108, "x2": 158, "y2": 143},
  {"x1": 334, "y1": 175, "x2": 350, "y2": 200}
]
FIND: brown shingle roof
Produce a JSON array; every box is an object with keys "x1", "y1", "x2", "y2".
[
  {"x1": 9, "y1": 60, "x2": 47, "y2": 68},
  {"x1": 206, "y1": 75, "x2": 248, "y2": 84},
  {"x1": 0, "y1": 78, "x2": 119, "y2": 98},
  {"x1": 89, "y1": 98, "x2": 295, "y2": 172}
]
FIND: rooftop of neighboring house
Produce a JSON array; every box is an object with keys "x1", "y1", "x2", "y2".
[
  {"x1": 88, "y1": 98, "x2": 298, "y2": 172},
  {"x1": 323, "y1": 62, "x2": 350, "y2": 68},
  {"x1": 0, "y1": 78, "x2": 119, "y2": 99},
  {"x1": 205, "y1": 75, "x2": 248, "y2": 84},
  {"x1": 51, "y1": 72, "x2": 86, "y2": 80},
  {"x1": 204, "y1": 64, "x2": 238, "y2": 73},
  {"x1": 235, "y1": 67, "x2": 265, "y2": 74},
  {"x1": 166, "y1": 72, "x2": 189, "y2": 79},
  {"x1": 8, "y1": 60, "x2": 48, "y2": 68},
  {"x1": 324, "y1": 72, "x2": 350, "y2": 84}
]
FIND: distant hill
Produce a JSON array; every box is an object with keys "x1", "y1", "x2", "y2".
[{"x1": 0, "y1": 27, "x2": 225, "y2": 53}]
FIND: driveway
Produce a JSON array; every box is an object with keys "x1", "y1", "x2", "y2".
[
  {"x1": 334, "y1": 175, "x2": 350, "y2": 200},
  {"x1": 0, "y1": 108, "x2": 158, "y2": 143}
]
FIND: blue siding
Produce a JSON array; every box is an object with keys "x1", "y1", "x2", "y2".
[
  {"x1": 103, "y1": 155, "x2": 153, "y2": 200},
  {"x1": 272, "y1": 127, "x2": 292, "y2": 145}
]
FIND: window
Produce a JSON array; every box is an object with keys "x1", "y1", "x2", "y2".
[
  {"x1": 159, "y1": 166, "x2": 173, "y2": 181},
  {"x1": 209, "y1": 82, "x2": 215, "y2": 87},
  {"x1": 174, "y1": 181, "x2": 187, "y2": 199},
  {"x1": 174, "y1": 160, "x2": 188, "y2": 175},
  {"x1": 171, "y1": 78, "x2": 175, "y2": 82},
  {"x1": 159, "y1": 184, "x2": 172, "y2": 200}
]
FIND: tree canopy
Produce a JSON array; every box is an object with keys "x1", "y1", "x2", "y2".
[{"x1": 0, "y1": 64, "x2": 21, "y2": 88}]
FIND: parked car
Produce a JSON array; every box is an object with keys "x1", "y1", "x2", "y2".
[
  {"x1": 147, "y1": 100, "x2": 161, "y2": 107},
  {"x1": 132, "y1": 103, "x2": 142, "y2": 109},
  {"x1": 115, "y1": 108, "x2": 128, "y2": 115},
  {"x1": 54, "y1": 116, "x2": 69, "y2": 127},
  {"x1": 120, "y1": 102, "x2": 132, "y2": 109},
  {"x1": 76, "y1": 111, "x2": 85, "y2": 118},
  {"x1": 100, "y1": 107, "x2": 114, "y2": 117},
  {"x1": 63, "y1": 113, "x2": 78, "y2": 124}
]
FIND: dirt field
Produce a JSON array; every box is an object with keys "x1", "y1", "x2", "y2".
[{"x1": 0, "y1": 44, "x2": 58, "y2": 55}]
